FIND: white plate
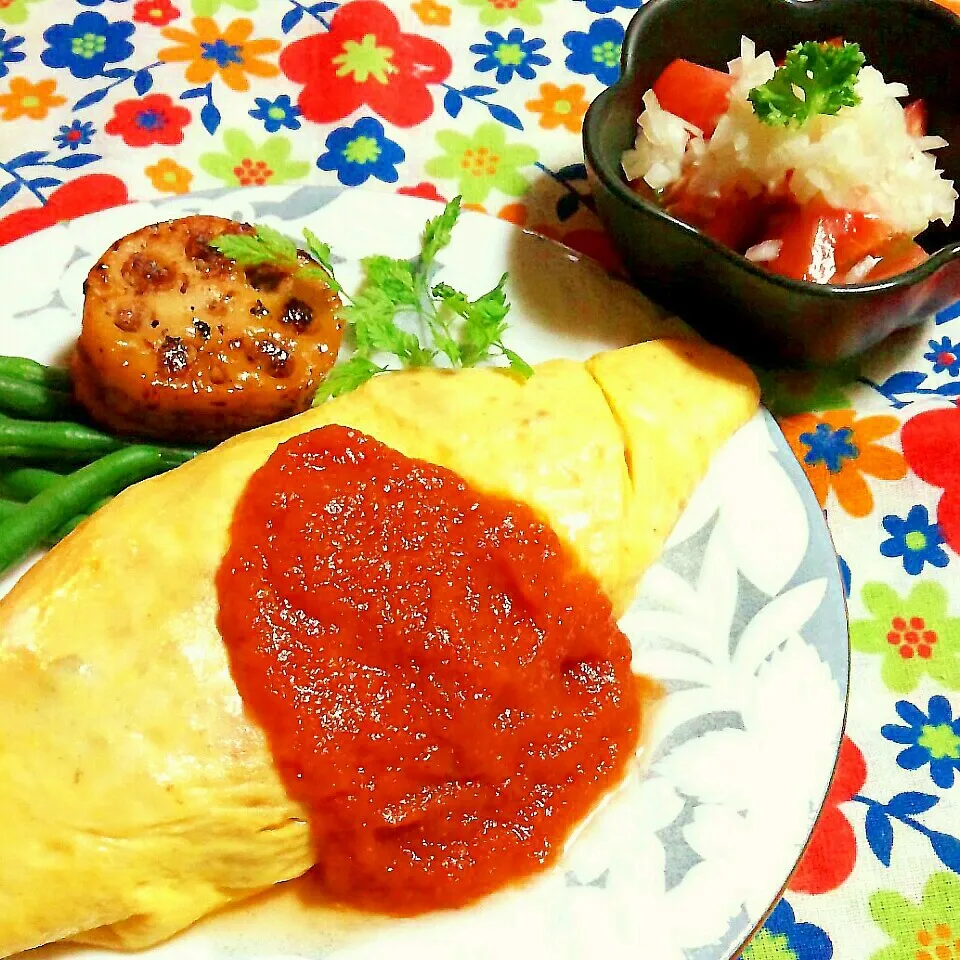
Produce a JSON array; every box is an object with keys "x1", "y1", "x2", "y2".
[{"x1": 2, "y1": 186, "x2": 848, "y2": 960}]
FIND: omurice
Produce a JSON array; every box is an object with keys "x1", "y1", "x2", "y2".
[{"x1": 0, "y1": 337, "x2": 759, "y2": 956}]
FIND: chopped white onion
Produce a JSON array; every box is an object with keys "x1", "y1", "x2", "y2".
[
  {"x1": 844, "y1": 254, "x2": 882, "y2": 284},
  {"x1": 621, "y1": 90, "x2": 702, "y2": 190},
  {"x1": 744, "y1": 239, "x2": 783, "y2": 262}
]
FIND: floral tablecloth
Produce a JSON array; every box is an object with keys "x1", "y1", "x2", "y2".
[{"x1": 1, "y1": 1, "x2": 960, "y2": 958}]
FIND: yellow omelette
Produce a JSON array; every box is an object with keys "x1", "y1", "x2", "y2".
[{"x1": 0, "y1": 338, "x2": 758, "y2": 955}]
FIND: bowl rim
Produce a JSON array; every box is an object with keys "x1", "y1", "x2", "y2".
[{"x1": 582, "y1": 0, "x2": 960, "y2": 298}]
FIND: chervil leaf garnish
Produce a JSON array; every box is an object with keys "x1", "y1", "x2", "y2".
[
  {"x1": 313, "y1": 356, "x2": 386, "y2": 403},
  {"x1": 348, "y1": 285, "x2": 435, "y2": 367},
  {"x1": 333, "y1": 198, "x2": 532, "y2": 397},
  {"x1": 501, "y1": 347, "x2": 535, "y2": 378},
  {"x1": 206, "y1": 231, "x2": 290, "y2": 268},
  {"x1": 360, "y1": 255, "x2": 419, "y2": 308},
  {"x1": 301, "y1": 227, "x2": 333, "y2": 272},
  {"x1": 210, "y1": 199, "x2": 533, "y2": 402},
  {"x1": 748, "y1": 41, "x2": 866, "y2": 127},
  {"x1": 209, "y1": 224, "x2": 343, "y2": 292},
  {"x1": 432, "y1": 274, "x2": 524, "y2": 371},
  {"x1": 420, "y1": 195, "x2": 461, "y2": 270}
]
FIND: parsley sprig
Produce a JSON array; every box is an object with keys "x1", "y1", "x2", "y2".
[
  {"x1": 210, "y1": 197, "x2": 533, "y2": 403},
  {"x1": 748, "y1": 41, "x2": 866, "y2": 128}
]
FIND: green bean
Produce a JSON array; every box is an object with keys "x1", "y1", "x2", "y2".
[
  {"x1": 0, "y1": 357, "x2": 72, "y2": 391},
  {"x1": 0, "y1": 445, "x2": 198, "y2": 575},
  {"x1": 0, "y1": 499, "x2": 88, "y2": 547},
  {"x1": 0, "y1": 496, "x2": 114, "y2": 547},
  {"x1": 0, "y1": 419, "x2": 124, "y2": 458},
  {"x1": 0, "y1": 446, "x2": 103, "y2": 465},
  {"x1": 43, "y1": 496, "x2": 114, "y2": 544},
  {"x1": 0, "y1": 375, "x2": 75, "y2": 420},
  {"x1": 0, "y1": 465, "x2": 62, "y2": 501},
  {"x1": 46, "y1": 513, "x2": 89, "y2": 544},
  {"x1": 0, "y1": 441, "x2": 205, "y2": 468},
  {"x1": 155, "y1": 445, "x2": 207, "y2": 466}
]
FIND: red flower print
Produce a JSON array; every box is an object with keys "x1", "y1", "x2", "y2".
[
  {"x1": 397, "y1": 182, "x2": 446, "y2": 203},
  {"x1": 105, "y1": 93, "x2": 192, "y2": 148},
  {"x1": 902, "y1": 403, "x2": 960, "y2": 556},
  {"x1": 279, "y1": 0, "x2": 452, "y2": 129},
  {"x1": 493, "y1": 203, "x2": 623, "y2": 275},
  {"x1": 529, "y1": 221, "x2": 625, "y2": 275},
  {"x1": 557, "y1": 227, "x2": 624, "y2": 276},
  {"x1": 133, "y1": 0, "x2": 180, "y2": 26},
  {"x1": 0, "y1": 175, "x2": 129, "y2": 247},
  {"x1": 788, "y1": 736, "x2": 866, "y2": 895}
]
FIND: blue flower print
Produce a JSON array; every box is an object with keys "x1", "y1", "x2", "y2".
[
  {"x1": 882, "y1": 696, "x2": 960, "y2": 789},
  {"x1": 880, "y1": 504, "x2": 949, "y2": 575},
  {"x1": 249, "y1": 94, "x2": 301, "y2": 133},
  {"x1": 317, "y1": 117, "x2": 405, "y2": 187},
  {"x1": 470, "y1": 29, "x2": 550, "y2": 85},
  {"x1": 925, "y1": 336, "x2": 960, "y2": 376},
  {"x1": 838, "y1": 555, "x2": 851, "y2": 598},
  {"x1": 0, "y1": 30, "x2": 26, "y2": 80},
  {"x1": 563, "y1": 18, "x2": 624, "y2": 87},
  {"x1": 799, "y1": 422, "x2": 858, "y2": 473},
  {"x1": 41, "y1": 11, "x2": 135, "y2": 81},
  {"x1": 54, "y1": 119, "x2": 96, "y2": 151},
  {"x1": 742, "y1": 898, "x2": 833, "y2": 960},
  {"x1": 202, "y1": 38, "x2": 243, "y2": 68},
  {"x1": 575, "y1": 0, "x2": 640, "y2": 12}
]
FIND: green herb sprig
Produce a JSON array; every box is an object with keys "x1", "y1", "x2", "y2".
[
  {"x1": 208, "y1": 223, "x2": 342, "y2": 292},
  {"x1": 210, "y1": 198, "x2": 533, "y2": 402},
  {"x1": 748, "y1": 41, "x2": 866, "y2": 128}
]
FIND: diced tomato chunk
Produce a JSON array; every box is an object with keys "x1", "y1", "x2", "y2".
[
  {"x1": 861, "y1": 237, "x2": 928, "y2": 281},
  {"x1": 652, "y1": 59, "x2": 734, "y2": 137},
  {"x1": 761, "y1": 202, "x2": 894, "y2": 283},
  {"x1": 904, "y1": 99, "x2": 928, "y2": 138},
  {"x1": 665, "y1": 181, "x2": 769, "y2": 251},
  {"x1": 627, "y1": 177, "x2": 657, "y2": 203}
]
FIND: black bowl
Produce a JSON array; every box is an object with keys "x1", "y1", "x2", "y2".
[{"x1": 583, "y1": 0, "x2": 960, "y2": 365}]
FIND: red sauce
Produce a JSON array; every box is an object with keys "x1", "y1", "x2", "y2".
[{"x1": 216, "y1": 424, "x2": 644, "y2": 915}]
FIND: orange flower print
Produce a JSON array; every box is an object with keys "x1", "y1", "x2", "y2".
[
  {"x1": 525, "y1": 82, "x2": 589, "y2": 133},
  {"x1": 159, "y1": 17, "x2": 280, "y2": 92},
  {"x1": 145, "y1": 157, "x2": 193, "y2": 194},
  {"x1": 0, "y1": 77, "x2": 65, "y2": 121},
  {"x1": 411, "y1": 0, "x2": 451, "y2": 24},
  {"x1": 782, "y1": 410, "x2": 907, "y2": 517},
  {"x1": 497, "y1": 202, "x2": 527, "y2": 225}
]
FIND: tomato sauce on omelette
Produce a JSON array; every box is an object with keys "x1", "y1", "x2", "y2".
[{"x1": 216, "y1": 424, "x2": 643, "y2": 915}]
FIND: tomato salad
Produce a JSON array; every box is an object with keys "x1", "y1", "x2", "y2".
[{"x1": 622, "y1": 39, "x2": 957, "y2": 284}]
